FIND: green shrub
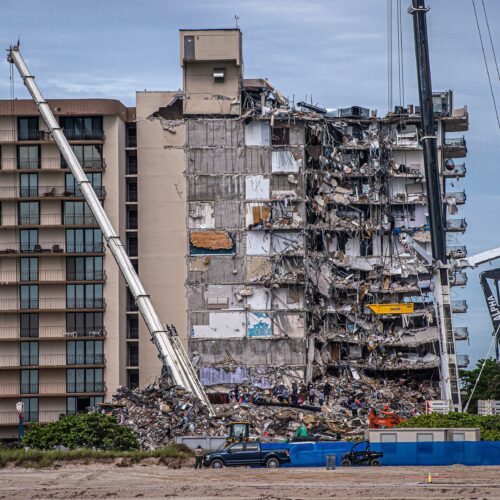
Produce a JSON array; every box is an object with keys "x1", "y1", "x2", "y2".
[
  {"x1": 399, "y1": 413, "x2": 500, "y2": 441},
  {"x1": 22, "y1": 413, "x2": 139, "y2": 450}
]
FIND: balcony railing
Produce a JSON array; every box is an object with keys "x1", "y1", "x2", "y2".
[
  {"x1": 454, "y1": 326, "x2": 469, "y2": 341},
  {"x1": 447, "y1": 245, "x2": 467, "y2": 259},
  {"x1": 0, "y1": 130, "x2": 52, "y2": 142},
  {"x1": 0, "y1": 270, "x2": 65, "y2": 283},
  {"x1": 443, "y1": 163, "x2": 466, "y2": 177},
  {"x1": 444, "y1": 137, "x2": 466, "y2": 148},
  {"x1": 62, "y1": 129, "x2": 104, "y2": 141},
  {"x1": 457, "y1": 354, "x2": 470, "y2": 368},
  {"x1": 450, "y1": 271, "x2": 468, "y2": 287},
  {"x1": 0, "y1": 186, "x2": 106, "y2": 199},
  {"x1": 0, "y1": 214, "x2": 100, "y2": 227},
  {"x1": 126, "y1": 217, "x2": 138, "y2": 230},
  {"x1": 0, "y1": 297, "x2": 105, "y2": 312},
  {"x1": 67, "y1": 354, "x2": 105, "y2": 365},
  {"x1": 446, "y1": 218, "x2": 467, "y2": 232},
  {"x1": 0, "y1": 242, "x2": 104, "y2": 255},
  {"x1": 0, "y1": 382, "x2": 95, "y2": 396},
  {"x1": 66, "y1": 382, "x2": 106, "y2": 393},
  {"x1": 63, "y1": 215, "x2": 98, "y2": 226},
  {"x1": 0, "y1": 354, "x2": 66, "y2": 367},
  {"x1": 452, "y1": 300, "x2": 468, "y2": 313},
  {"x1": 0, "y1": 326, "x2": 107, "y2": 340},
  {"x1": 127, "y1": 353, "x2": 139, "y2": 367},
  {"x1": 0, "y1": 157, "x2": 106, "y2": 171},
  {"x1": 0, "y1": 410, "x2": 65, "y2": 425},
  {"x1": 66, "y1": 270, "x2": 107, "y2": 281}
]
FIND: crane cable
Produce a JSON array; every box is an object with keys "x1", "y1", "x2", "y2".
[
  {"x1": 471, "y1": 0, "x2": 500, "y2": 130},
  {"x1": 463, "y1": 333, "x2": 497, "y2": 412},
  {"x1": 481, "y1": 0, "x2": 500, "y2": 81},
  {"x1": 387, "y1": 0, "x2": 393, "y2": 113}
]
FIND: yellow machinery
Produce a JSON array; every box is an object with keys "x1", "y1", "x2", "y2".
[
  {"x1": 225, "y1": 421, "x2": 251, "y2": 445},
  {"x1": 367, "y1": 303, "x2": 414, "y2": 314}
]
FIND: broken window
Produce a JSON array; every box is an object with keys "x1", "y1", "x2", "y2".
[
  {"x1": 360, "y1": 237, "x2": 373, "y2": 257},
  {"x1": 271, "y1": 126, "x2": 289, "y2": 146}
]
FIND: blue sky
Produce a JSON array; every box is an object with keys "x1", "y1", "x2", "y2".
[{"x1": 1, "y1": 0, "x2": 499, "y2": 367}]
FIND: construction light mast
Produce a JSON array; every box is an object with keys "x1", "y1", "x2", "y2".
[
  {"x1": 7, "y1": 45, "x2": 214, "y2": 416},
  {"x1": 409, "y1": 1, "x2": 461, "y2": 408}
]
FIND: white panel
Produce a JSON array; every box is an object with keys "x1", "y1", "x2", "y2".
[
  {"x1": 188, "y1": 202, "x2": 215, "y2": 229},
  {"x1": 272, "y1": 287, "x2": 304, "y2": 309},
  {"x1": 205, "y1": 285, "x2": 242, "y2": 310},
  {"x1": 246, "y1": 231, "x2": 271, "y2": 256},
  {"x1": 273, "y1": 313, "x2": 305, "y2": 337},
  {"x1": 245, "y1": 286, "x2": 271, "y2": 309},
  {"x1": 244, "y1": 121, "x2": 270, "y2": 146},
  {"x1": 192, "y1": 312, "x2": 246, "y2": 338},
  {"x1": 271, "y1": 150, "x2": 300, "y2": 173},
  {"x1": 246, "y1": 175, "x2": 270, "y2": 200}
]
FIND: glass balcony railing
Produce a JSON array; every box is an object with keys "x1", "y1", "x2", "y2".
[
  {"x1": 62, "y1": 129, "x2": 104, "y2": 141},
  {"x1": 452, "y1": 300, "x2": 468, "y2": 313},
  {"x1": 454, "y1": 327, "x2": 469, "y2": 341},
  {"x1": 457, "y1": 354, "x2": 470, "y2": 368},
  {"x1": 446, "y1": 218, "x2": 467, "y2": 232},
  {"x1": 447, "y1": 245, "x2": 467, "y2": 259},
  {"x1": 66, "y1": 354, "x2": 105, "y2": 365}
]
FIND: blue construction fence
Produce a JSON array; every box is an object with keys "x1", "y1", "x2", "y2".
[{"x1": 261, "y1": 440, "x2": 500, "y2": 467}]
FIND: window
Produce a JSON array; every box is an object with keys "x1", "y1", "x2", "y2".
[
  {"x1": 19, "y1": 201, "x2": 39, "y2": 225},
  {"x1": 66, "y1": 256, "x2": 103, "y2": 281},
  {"x1": 66, "y1": 284, "x2": 103, "y2": 309},
  {"x1": 17, "y1": 145, "x2": 40, "y2": 170},
  {"x1": 20, "y1": 341, "x2": 39, "y2": 366},
  {"x1": 452, "y1": 432, "x2": 465, "y2": 442},
  {"x1": 18, "y1": 117, "x2": 39, "y2": 141},
  {"x1": 21, "y1": 397, "x2": 39, "y2": 422},
  {"x1": 126, "y1": 153, "x2": 137, "y2": 175},
  {"x1": 380, "y1": 433, "x2": 397, "y2": 443},
  {"x1": 66, "y1": 312, "x2": 103, "y2": 337},
  {"x1": 66, "y1": 228, "x2": 103, "y2": 253},
  {"x1": 245, "y1": 443, "x2": 259, "y2": 451},
  {"x1": 19, "y1": 173, "x2": 38, "y2": 197},
  {"x1": 67, "y1": 340, "x2": 104, "y2": 365},
  {"x1": 127, "y1": 289, "x2": 138, "y2": 311},
  {"x1": 67, "y1": 395, "x2": 103, "y2": 414},
  {"x1": 126, "y1": 124, "x2": 137, "y2": 148},
  {"x1": 20, "y1": 369, "x2": 39, "y2": 394},
  {"x1": 417, "y1": 432, "x2": 434, "y2": 453},
  {"x1": 126, "y1": 207, "x2": 138, "y2": 229},
  {"x1": 127, "y1": 343, "x2": 138, "y2": 367},
  {"x1": 127, "y1": 234, "x2": 138, "y2": 257},
  {"x1": 20, "y1": 313, "x2": 39, "y2": 338},
  {"x1": 228, "y1": 443, "x2": 244, "y2": 452},
  {"x1": 63, "y1": 201, "x2": 96, "y2": 225},
  {"x1": 20, "y1": 257, "x2": 38, "y2": 281},
  {"x1": 213, "y1": 68, "x2": 226, "y2": 83},
  {"x1": 127, "y1": 316, "x2": 139, "y2": 339},
  {"x1": 65, "y1": 173, "x2": 102, "y2": 196},
  {"x1": 127, "y1": 370, "x2": 139, "y2": 390},
  {"x1": 20, "y1": 284, "x2": 38, "y2": 309},
  {"x1": 20, "y1": 229, "x2": 38, "y2": 253},
  {"x1": 126, "y1": 179, "x2": 137, "y2": 202},
  {"x1": 66, "y1": 368, "x2": 104, "y2": 393},
  {"x1": 271, "y1": 126, "x2": 290, "y2": 146},
  {"x1": 62, "y1": 144, "x2": 104, "y2": 169},
  {"x1": 60, "y1": 116, "x2": 103, "y2": 140}
]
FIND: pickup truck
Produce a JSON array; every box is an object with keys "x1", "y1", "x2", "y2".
[{"x1": 203, "y1": 441, "x2": 291, "y2": 468}]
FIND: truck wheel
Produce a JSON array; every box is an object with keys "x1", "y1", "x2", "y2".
[
  {"x1": 341, "y1": 459, "x2": 352, "y2": 467},
  {"x1": 211, "y1": 459, "x2": 223, "y2": 469},
  {"x1": 370, "y1": 459, "x2": 381, "y2": 466},
  {"x1": 266, "y1": 458, "x2": 280, "y2": 468}
]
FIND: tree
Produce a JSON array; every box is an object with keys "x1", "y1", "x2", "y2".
[{"x1": 460, "y1": 358, "x2": 500, "y2": 413}]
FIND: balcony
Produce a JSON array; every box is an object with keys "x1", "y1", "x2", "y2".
[
  {"x1": 0, "y1": 186, "x2": 106, "y2": 200},
  {"x1": 454, "y1": 326, "x2": 469, "y2": 341},
  {"x1": 457, "y1": 354, "x2": 470, "y2": 368},
  {"x1": 0, "y1": 325, "x2": 106, "y2": 340},
  {"x1": 0, "y1": 382, "x2": 106, "y2": 397},
  {"x1": 62, "y1": 129, "x2": 104, "y2": 141},
  {"x1": 447, "y1": 245, "x2": 467, "y2": 259},
  {"x1": 452, "y1": 300, "x2": 468, "y2": 313},
  {"x1": 443, "y1": 137, "x2": 467, "y2": 158},
  {"x1": 0, "y1": 269, "x2": 106, "y2": 284},
  {"x1": 0, "y1": 410, "x2": 64, "y2": 426},
  {"x1": 0, "y1": 130, "x2": 52, "y2": 143},
  {"x1": 444, "y1": 191, "x2": 466, "y2": 205},
  {"x1": 450, "y1": 271, "x2": 468, "y2": 287},
  {"x1": 0, "y1": 241, "x2": 104, "y2": 256},
  {"x1": 0, "y1": 353, "x2": 106, "y2": 368},
  {"x1": 443, "y1": 163, "x2": 466, "y2": 178},
  {"x1": 0, "y1": 213, "x2": 99, "y2": 228},
  {"x1": 445, "y1": 218, "x2": 467, "y2": 232},
  {"x1": 0, "y1": 297, "x2": 105, "y2": 312},
  {"x1": 0, "y1": 157, "x2": 106, "y2": 172}
]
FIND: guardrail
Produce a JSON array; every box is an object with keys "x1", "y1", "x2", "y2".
[
  {"x1": 0, "y1": 410, "x2": 65, "y2": 425},
  {"x1": 0, "y1": 298, "x2": 106, "y2": 311}
]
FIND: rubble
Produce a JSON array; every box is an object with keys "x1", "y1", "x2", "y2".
[{"x1": 104, "y1": 371, "x2": 437, "y2": 450}]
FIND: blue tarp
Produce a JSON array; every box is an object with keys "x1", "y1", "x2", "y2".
[{"x1": 261, "y1": 441, "x2": 500, "y2": 467}]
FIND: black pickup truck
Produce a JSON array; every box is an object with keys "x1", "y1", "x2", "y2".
[{"x1": 203, "y1": 441, "x2": 290, "y2": 468}]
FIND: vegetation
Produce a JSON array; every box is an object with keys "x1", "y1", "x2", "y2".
[
  {"x1": 0, "y1": 445, "x2": 192, "y2": 468},
  {"x1": 460, "y1": 358, "x2": 500, "y2": 413},
  {"x1": 399, "y1": 412, "x2": 500, "y2": 441},
  {"x1": 22, "y1": 413, "x2": 139, "y2": 450}
]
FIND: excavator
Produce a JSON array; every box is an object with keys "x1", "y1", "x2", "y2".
[{"x1": 7, "y1": 45, "x2": 214, "y2": 418}]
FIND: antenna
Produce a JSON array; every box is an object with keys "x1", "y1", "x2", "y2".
[{"x1": 234, "y1": 15, "x2": 239, "y2": 28}]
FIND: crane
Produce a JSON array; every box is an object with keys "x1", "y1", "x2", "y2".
[{"x1": 7, "y1": 45, "x2": 215, "y2": 417}]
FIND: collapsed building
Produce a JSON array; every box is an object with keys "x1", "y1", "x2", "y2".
[{"x1": 137, "y1": 29, "x2": 469, "y2": 397}]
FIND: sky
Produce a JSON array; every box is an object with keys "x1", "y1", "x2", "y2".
[{"x1": 1, "y1": 0, "x2": 499, "y2": 368}]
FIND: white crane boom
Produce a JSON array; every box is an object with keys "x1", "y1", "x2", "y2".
[
  {"x1": 456, "y1": 246, "x2": 500, "y2": 269},
  {"x1": 7, "y1": 45, "x2": 214, "y2": 416}
]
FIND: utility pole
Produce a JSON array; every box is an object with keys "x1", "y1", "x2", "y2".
[{"x1": 409, "y1": 0, "x2": 461, "y2": 409}]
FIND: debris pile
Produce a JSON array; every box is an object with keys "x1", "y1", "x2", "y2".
[{"x1": 104, "y1": 373, "x2": 437, "y2": 449}]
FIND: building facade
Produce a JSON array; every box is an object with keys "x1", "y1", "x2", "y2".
[{"x1": 0, "y1": 29, "x2": 469, "y2": 437}]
